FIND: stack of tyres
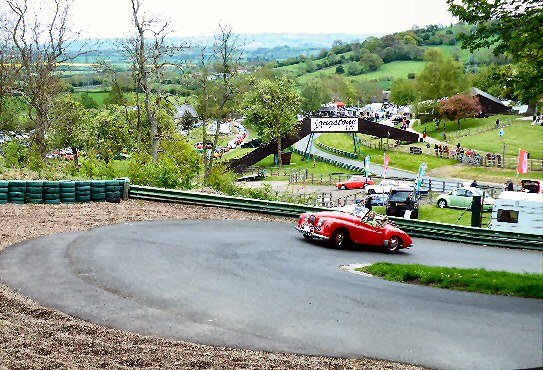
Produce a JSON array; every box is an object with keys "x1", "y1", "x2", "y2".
[
  {"x1": 59, "y1": 181, "x2": 76, "y2": 204},
  {"x1": 0, "y1": 180, "x2": 8, "y2": 204},
  {"x1": 26, "y1": 180, "x2": 44, "y2": 204},
  {"x1": 43, "y1": 181, "x2": 61, "y2": 204},
  {"x1": 105, "y1": 180, "x2": 121, "y2": 202},
  {"x1": 8, "y1": 180, "x2": 26, "y2": 204},
  {"x1": 90, "y1": 180, "x2": 106, "y2": 202},
  {"x1": 75, "y1": 181, "x2": 91, "y2": 203}
]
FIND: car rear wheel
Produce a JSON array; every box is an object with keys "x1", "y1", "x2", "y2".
[
  {"x1": 331, "y1": 229, "x2": 350, "y2": 249},
  {"x1": 437, "y1": 199, "x2": 447, "y2": 208},
  {"x1": 367, "y1": 189, "x2": 375, "y2": 195},
  {"x1": 303, "y1": 234, "x2": 313, "y2": 241},
  {"x1": 387, "y1": 236, "x2": 402, "y2": 253},
  {"x1": 340, "y1": 185, "x2": 348, "y2": 190}
]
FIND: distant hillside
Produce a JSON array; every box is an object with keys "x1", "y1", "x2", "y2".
[
  {"x1": 271, "y1": 23, "x2": 508, "y2": 88},
  {"x1": 66, "y1": 33, "x2": 380, "y2": 65}
]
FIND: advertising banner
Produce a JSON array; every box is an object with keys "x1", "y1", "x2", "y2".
[
  {"x1": 518, "y1": 149, "x2": 529, "y2": 174},
  {"x1": 310, "y1": 118, "x2": 358, "y2": 132}
]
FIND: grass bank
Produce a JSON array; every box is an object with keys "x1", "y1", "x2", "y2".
[{"x1": 358, "y1": 262, "x2": 543, "y2": 299}]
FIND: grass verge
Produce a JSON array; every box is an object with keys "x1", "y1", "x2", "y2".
[{"x1": 357, "y1": 262, "x2": 543, "y2": 299}]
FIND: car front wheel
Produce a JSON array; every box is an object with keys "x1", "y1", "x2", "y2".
[
  {"x1": 437, "y1": 199, "x2": 447, "y2": 208},
  {"x1": 387, "y1": 236, "x2": 402, "y2": 253},
  {"x1": 331, "y1": 229, "x2": 350, "y2": 249},
  {"x1": 340, "y1": 185, "x2": 348, "y2": 190}
]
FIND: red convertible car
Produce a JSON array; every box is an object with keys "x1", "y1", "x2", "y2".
[
  {"x1": 337, "y1": 176, "x2": 374, "y2": 190},
  {"x1": 296, "y1": 205, "x2": 413, "y2": 253}
]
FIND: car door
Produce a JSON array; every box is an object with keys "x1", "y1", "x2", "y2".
[
  {"x1": 450, "y1": 189, "x2": 464, "y2": 207},
  {"x1": 352, "y1": 220, "x2": 384, "y2": 246}
]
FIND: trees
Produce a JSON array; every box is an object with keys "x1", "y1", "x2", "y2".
[
  {"x1": 447, "y1": 0, "x2": 543, "y2": 105},
  {"x1": 416, "y1": 49, "x2": 468, "y2": 100},
  {"x1": 438, "y1": 94, "x2": 482, "y2": 130},
  {"x1": 390, "y1": 78, "x2": 418, "y2": 106},
  {"x1": 300, "y1": 80, "x2": 330, "y2": 113},
  {"x1": 243, "y1": 77, "x2": 301, "y2": 168},
  {"x1": 129, "y1": 0, "x2": 184, "y2": 162},
  {"x1": 4, "y1": 0, "x2": 84, "y2": 156},
  {"x1": 49, "y1": 95, "x2": 88, "y2": 166}
]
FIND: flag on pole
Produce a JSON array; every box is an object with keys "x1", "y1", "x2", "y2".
[
  {"x1": 518, "y1": 149, "x2": 529, "y2": 174},
  {"x1": 364, "y1": 155, "x2": 371, "y2": 176},
  {"x1": 383, "y1": 154, "x2": 390, "y2": 178},
  {"x1": 416, "y1": 163, "x2": 428, "y2": 192}
]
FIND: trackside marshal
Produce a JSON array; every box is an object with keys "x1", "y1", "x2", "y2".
[{"x1": 311, "y1": 118, "x2": 358, "y2": 132}]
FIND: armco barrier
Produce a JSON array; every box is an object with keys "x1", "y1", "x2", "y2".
[{"x1": 129, "y1": 185, "x2": 543, "y2": 251}]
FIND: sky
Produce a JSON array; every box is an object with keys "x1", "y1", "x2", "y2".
[{"x1": 70, "y1": 0, "x2": 458, "y2": 39}]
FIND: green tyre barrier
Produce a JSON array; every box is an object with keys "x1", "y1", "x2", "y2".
[
  {"x1": 75, "y1": 195, "x2": 91, "y2": 202},
  {"x1": 8, "y1": 186, "x2": 26, "y2": 193},
  {"x1": 44, "y1": 199, "x2": 61, "y2": 205},
  {"x1": 90, "y1": 192, "x2": 106, "y2": 201},
  {"x1": 0, "y1": 180, "x2": 8, "y2": 188},
  {"x1": 59, "y1": 181, "x2": 76, "y2": 189},
  {"x1": 26, "y1": 187, "x2": 43, "y2": 194},
  {"x1": 0, "y1": 198, "x2": 7, "y2": 204},
  {"x1": 0, "y1": 193, "x2": 8, "y2": 201},
  {"x1": 43, "y1": 194, "x2": 60, "y2": 201},
  {"x1": 9, "y1": 180, "x2": 26, "y2": 187},
  {"x1": 28, "y1": 198, "x2": 43, "y2": 204}
]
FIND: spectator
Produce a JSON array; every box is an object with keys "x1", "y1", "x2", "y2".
[
  {"x1": 471, "y1": 179, "x2": 478, "y2": 188},
  {"x1": 364, "y1": 196, "x2": 373, "y2": 211},
  {"x1": 507, "y1": 179, "x2": 514, "y2": 191},
  {"x1": 404, "y1": 193, "x2": 414, "y2": 219},
  {"x1": 496, "y1": 118, "x2": 500, "y2": 128},
  {"x1": 426, "y1": 142, "x2": 431, "y2": 154}
]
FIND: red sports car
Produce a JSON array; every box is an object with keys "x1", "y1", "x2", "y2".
[
  {"x1": 296, "y1": 205, "x2": 413, "y2": 253},
  {"x1": 337, "y1": 176, "x2": 374, "y2": 190}
]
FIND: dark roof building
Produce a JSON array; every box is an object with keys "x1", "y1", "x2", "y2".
[{"x1": 469, "y1": 87, "x2": 510, "y2": 115}]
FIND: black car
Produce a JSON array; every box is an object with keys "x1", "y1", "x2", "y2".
[{"x1": 386, "y1": 188, "x2": 419, "y2": 219}]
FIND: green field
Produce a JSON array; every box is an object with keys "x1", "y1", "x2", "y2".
[
  {"x1": 72, "y1": 91, "x2": 109, "y2": 108},
  {"x1": 317, "y1": 133, "x2": 458, "y2": 173}
]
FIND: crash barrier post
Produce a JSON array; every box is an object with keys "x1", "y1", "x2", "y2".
[
  {"x1": 129, "y1": 185, "x2": 542, "y2": 251},
  {"x1": 0, "y1": 179, "x2": 129, "y2": 205}
]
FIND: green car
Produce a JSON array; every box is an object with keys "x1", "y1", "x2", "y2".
[{"x1": 436, "y1": 187, "x2": 495, "y2": 211}]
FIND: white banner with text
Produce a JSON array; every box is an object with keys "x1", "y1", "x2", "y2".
[{"x1": 310, "y1": 118, "x2": 358, "y2": 132}]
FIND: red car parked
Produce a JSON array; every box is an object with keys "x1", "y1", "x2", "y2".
[
  {"x1": 296, "y1": 205, "x2": 413, "y2": 253},
  {"x1": 337, "y1": 176, "x2": 374, "y2": 190}
]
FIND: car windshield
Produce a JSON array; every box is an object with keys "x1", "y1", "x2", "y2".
[
  {"x1": 338, "y1": 205, "x2": 391, "y2": 226},
  {"x1": 389, "y1": 191, "x2": 412, "y2": 201},
  {"x1": 338, "y1": 204, "x2": 369, "y2": 217}
]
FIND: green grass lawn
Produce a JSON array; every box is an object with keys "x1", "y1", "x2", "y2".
[
  {"x1": 358, "y1": 263, "x2": 543, "y2": 299},
  {"x1": 72, "y1": 91, "x2": 109, "y2": 108},
  {"x1": 415, "y1": 115, "x2": 542, "y2": 160},
  {"x1": 254, "y1": 153, "x2": 356, "y2": 179},
  {"x1": 317, "y1": 133, "x2": 458, "y2": 173}
]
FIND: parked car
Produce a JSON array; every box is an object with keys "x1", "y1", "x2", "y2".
[
  {"x1": 365, "y1": 179, "x2": 413, "y2": 194},
  {"x1": 296, "y1": 204, "x2": 413, "y2": 252},
  {"x1": 367, "y1": 193, "x2": 388, "y2": 206},
  {"x1": 386, "y1": 188, "x2": 419, "y2": 219},
  {"x1": 435, "y1": 187, "x2": 494, "y2": 211},
  {"x1": 337, "y1": 176, "x2": 374, "y2": 190}
]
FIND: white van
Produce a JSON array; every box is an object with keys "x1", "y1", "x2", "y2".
[{"x1": 490, "y1": 191, "x2": 543, "y2": 234}]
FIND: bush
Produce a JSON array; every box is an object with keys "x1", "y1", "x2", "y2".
[
  {"x1": 206, "y1": 163, "x2": 238, "y2": 195},
  {"x1": 3, "y1": 140, "x2": 28, "y2": 168}
]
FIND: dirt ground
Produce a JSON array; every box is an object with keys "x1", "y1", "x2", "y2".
[{"x1": 0, "y1": 200, "x2": 427, "y2": 369}]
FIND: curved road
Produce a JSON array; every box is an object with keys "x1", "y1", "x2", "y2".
[{"x1": 0, "y1": 220, "x2": 541, "y2": 370}]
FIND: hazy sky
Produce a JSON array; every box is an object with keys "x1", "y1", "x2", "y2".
[{"x1": 70, "y1": 0, "x2": 458, "y2": 38}]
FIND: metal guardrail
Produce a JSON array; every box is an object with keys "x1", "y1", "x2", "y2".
[{"x1": 129, "y1": 185, "x2": 542, "y2": 251}]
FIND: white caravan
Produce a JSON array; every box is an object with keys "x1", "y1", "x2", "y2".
[{"x1": 490, "y1": 191, "x2": 543, "y2": 235}]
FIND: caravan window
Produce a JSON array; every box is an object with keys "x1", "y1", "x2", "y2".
[{"x1": 497, "y1": 209, "x2": 519, "y2": 223}]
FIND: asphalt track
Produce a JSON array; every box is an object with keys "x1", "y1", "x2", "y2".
[{"x1": 0, "y1": 220, "x2": 542, "y2": 370}]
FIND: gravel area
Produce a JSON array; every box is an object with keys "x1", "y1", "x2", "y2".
[{"x1": 0, "y1": 200, "x2": 427, "y2": 369}]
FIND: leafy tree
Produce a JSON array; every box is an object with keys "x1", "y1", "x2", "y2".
[
  {"x1": 335, "y1": 65, "x2": 345, "y2": 74},
  {"x1": 87, "y1": 105, "x2": 134, "y2": 162},
  {"x1": 360, "y1": 53, "x2": 384, "y2": 72},
  {"x1": 300, "y1": 80, "x2": 330, "y2": 113},
  {"x1": 390, "y1": 78, "x2": 418, "y2": 106},
  {"x1": 438, "y1": 94, "x2": 482, "y2": 130},
  {"x1": 243, "y1": 77, "x2": 301, "y2": 168},
  {"x1": 178, "y1": 111, "x2": 195, "y2": 132},
  {"x1": 352, "y1": 80, "x2": 383, "y2": 105},
  {"x1": 347, "y1": 62, "x2": 362, "y2": 76},
  {"x1": 447, "y1": 0, "x2": 543, "y2": 105},
  {"x1": 416, "y1": 48, "x2": 468, "y2": 100},
  {"x1": 49, "y1": 95, "x2": 88, "y2": 166},
  {"x1": 79, "y1": 92, "x2": 99, "y2": 109}
]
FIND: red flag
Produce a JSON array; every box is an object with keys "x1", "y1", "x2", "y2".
[
  {"x1": 384, "y1": 154, "x2": 390, "y2": 172},
  {"x1": 518, "y1": 149, "x2": 529, "y2": 174}
]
